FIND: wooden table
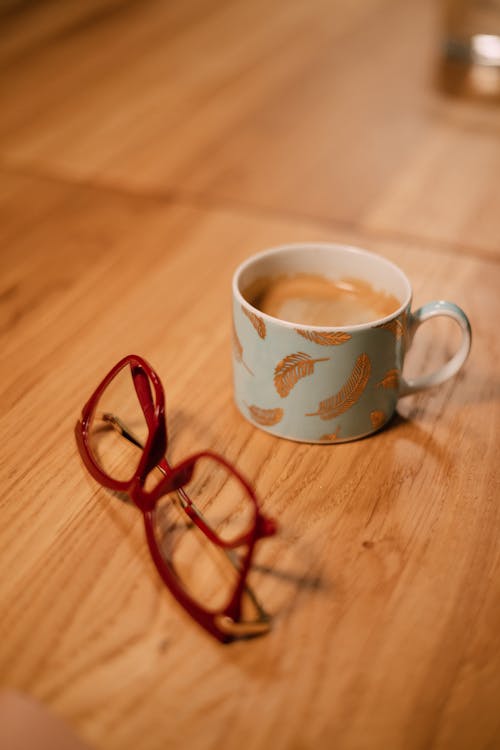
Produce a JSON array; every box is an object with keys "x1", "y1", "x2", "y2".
[{"x1": 1, "y1": 2, "x2": 499, "y2": 749}]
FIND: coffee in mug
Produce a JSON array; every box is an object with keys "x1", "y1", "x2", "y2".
[{"x1": 242, "y1": 273, "x2": 401, "y2": 327}]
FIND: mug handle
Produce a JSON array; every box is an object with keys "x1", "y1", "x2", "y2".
[{"x1": 399, "y1": 301, "x2": 472, "y2": 397}]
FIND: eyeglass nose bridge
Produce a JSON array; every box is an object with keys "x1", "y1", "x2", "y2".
[
  {"x1": 165, "y1": 463, "x2": 195, "y2": 493},
  {"x1": 132, "y1": 460, "x2": 195, "y2": 512}
]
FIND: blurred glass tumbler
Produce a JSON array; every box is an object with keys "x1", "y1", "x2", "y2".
[
  {"x1": 231, "y1": 244, "x2": 471, "y2": 444},
  {"x1": 443, "y1": 0, "x2": 500, "y2": 67}
]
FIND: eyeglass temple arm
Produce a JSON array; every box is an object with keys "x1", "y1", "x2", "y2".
[
  {"x1": 101, "y1": 413, "x2": 144, "y2": 450},
  {"x1": 99, "y1": 413, "x2": 270, "y2": 624}
]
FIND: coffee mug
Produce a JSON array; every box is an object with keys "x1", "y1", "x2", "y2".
[{"x1": 231, "y1": 243, "x2": 471, "y2": 443}]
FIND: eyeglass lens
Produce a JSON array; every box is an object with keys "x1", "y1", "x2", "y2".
[{"x1": 88, "y1": 365, "x2": 150, "y2": 482}]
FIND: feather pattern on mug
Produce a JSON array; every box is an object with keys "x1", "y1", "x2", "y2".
[
  {"x1": 247, "y1": 404, "x2": 284, "y2": 426},
  {"x1": 306, "y1": 353, "x2": 371, "y2": 420},
  {"x1": 376, "y1": 368, "x2": 399, "y2": 389},
  {"x1": 377, "y1": 317, "x2": 404, "y2": 340},
  {"x1": 320, "y1": 426, "x2": 341, "y2": 442},
  {"x1": 295, "y1": 329, "x2": 352, "y2": 346},
  {"x1": 370, "y1": 410, "x2": 386, "y2": 429},
  {"x1": 274, "y1": 352, "x2": 329, "y2": 397},
  {"x1": 242, "y1": 306, "x2": 266, "y2": 339},
  {"x1": 232, "y1": 324, "x2": 254, "y2": 375}
]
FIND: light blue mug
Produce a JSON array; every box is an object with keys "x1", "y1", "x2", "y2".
[{"x1": 232, "y1": 243, "x2": 471, "y2": 443}]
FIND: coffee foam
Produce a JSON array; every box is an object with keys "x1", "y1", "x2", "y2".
[{"x1": 243, "y1": 273, "x2": 401, "y2": 326}]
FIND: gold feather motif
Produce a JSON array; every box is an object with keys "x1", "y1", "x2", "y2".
[
  {"x1": 274, "y1": 352, "x2": 329, "y2": 398},
  {"x1": 295, "y1": 329, "x2": 352, "y2": 346},
  {"x1": 320, "y1": 427, "x2": 341, "y2": 442},
  {"x1": 247, "y1": 404, "x2": 283, "y2": 426},
  {"x1": 376, "y1": 368, "x2": 399, "y2": 389},
  {"x1": 232, "y1": 324, "x2": 253, "y2": 375},
  {"x1": 306, "y1": 353, "x2": 371, "y2": 420},
  {"x1": 377, "y1": 317, "x2": 404, "y2": 340},
  {"x1": 232, "y1": 323, "x2": 243, "y2": 358},
  {"x1": 370, "y1": 410, "x2": 386, "y2": 430},
  {"x1": 242, "y1": 306, "x2": 266, "y2": 339}
]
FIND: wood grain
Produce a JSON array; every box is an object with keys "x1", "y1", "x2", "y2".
[
  {"x1": 1, "y1": 0, "x2": 499, "y2": 258},
  {"x1": 0, "y1": 169, "x2": 499, "y2": 750},
  {"x1": 0, "y1": 2, "x2": 499, "y2": 750}
]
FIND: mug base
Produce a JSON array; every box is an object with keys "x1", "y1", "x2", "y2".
[{"x1": 234, "y1": 400, "x2": 391, "y2": 444}]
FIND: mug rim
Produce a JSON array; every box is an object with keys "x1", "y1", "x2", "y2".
[{"x1": 232, "y1": 242, "x2": 412, "y2": 332}]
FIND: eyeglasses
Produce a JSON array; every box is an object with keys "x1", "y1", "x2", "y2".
[{"x1": 75, "y1": 354, "x2": 277, "y2": 643}]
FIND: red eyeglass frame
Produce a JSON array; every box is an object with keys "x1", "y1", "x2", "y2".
[{"x1": 75, "y1": 354, "x2": 277, "y2": 643}]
